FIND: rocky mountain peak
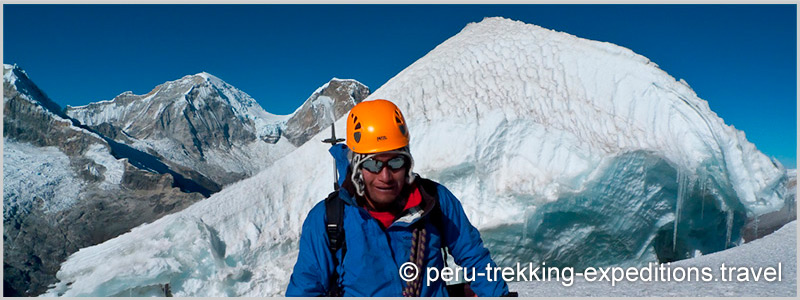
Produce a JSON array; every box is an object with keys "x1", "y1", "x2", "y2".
[
  {"x1": 3, "y1": 64, "x2": 68, "y2": 120},
  {"x1": 281, "y1": 78, "x2": 370, "y2": 146}
]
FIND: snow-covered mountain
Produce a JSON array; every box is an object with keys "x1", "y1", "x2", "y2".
[
  {"x1": 65, "y1": 73, "x2": 295, "y2": 188},
  {"x1": 3, "y1": 64, "x2": 206, "y2": 296},
  {"x1": 67, "y1": 72, "x2": 285, "y2": 143},
  {"x1": 43, "y1": 17, "x2": 792, "y2": 297}
]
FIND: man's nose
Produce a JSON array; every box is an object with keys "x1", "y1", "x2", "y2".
[{"x1": 377, "y1": 166, "x2": 393, "y2": 182}]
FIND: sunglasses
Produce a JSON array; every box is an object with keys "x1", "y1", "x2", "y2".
[{"x1": 360, "y1": 156, "x2": 408, "y2": 173}]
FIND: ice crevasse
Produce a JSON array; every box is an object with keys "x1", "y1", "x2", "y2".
[{"x1": 43, "y1": 17, "x2": 790, "y2": 297}]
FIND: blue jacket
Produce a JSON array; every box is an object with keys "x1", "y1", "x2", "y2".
[{"x1": 286, "y1": 145, "x2": 509, "y2": 296}]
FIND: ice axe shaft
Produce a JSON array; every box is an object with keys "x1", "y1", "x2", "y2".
[{"x1": 322, "y1": 122, "x2": 345, "y2": 190}]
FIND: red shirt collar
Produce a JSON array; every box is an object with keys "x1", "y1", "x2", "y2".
[{"x1": 366, "y1": 185, "x2": 422, "y2": 228}]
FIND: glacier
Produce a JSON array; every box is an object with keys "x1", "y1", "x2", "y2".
[
  {"x1": 42, "y1": 17, "x2": 791, "y2": 297},
  {"x1": 3, "y1": 140, "x2": 85, "y2": 216}
]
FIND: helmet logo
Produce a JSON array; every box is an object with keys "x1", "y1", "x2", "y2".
[{"x1": 377, "y1": 136, "x2": 387, "y2": 141}]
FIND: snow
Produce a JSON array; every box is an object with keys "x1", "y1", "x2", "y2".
[
  {"x1": 508, "y1": 221, "x2": 796, "y2": 296},
  {"x1": 329, "y1": 77, "x2": 359, "y2": 83},
  {"x1": 83, "y1": 143, "x2": 125, "y2": 189},
  {"x1": 4, "y1": 63, "x2": 18, "y2": 84},
  {"x1": 309, "y1": 82, "x2": 330, "y2": 99},
  {"x1": 42, "y1": 17, "x2": 792, "y2": 297},
  {"x1": 3, "y1": 139, "x2": 84, "y2": 216},
  {"x1": 193, "y1": 71, "x2": 289, "y2": 124},
  {"x1": 311, "y1": 95, "x2": 335, "y2": 124}
]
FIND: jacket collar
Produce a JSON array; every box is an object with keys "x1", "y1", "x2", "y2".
[{"x1": 393, "y1": 179, "x2": 437, "y2": 227}]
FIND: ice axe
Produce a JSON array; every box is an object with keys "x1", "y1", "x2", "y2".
[{"x1": 322, "y1": 122, "x2": 345, "y2": 190}]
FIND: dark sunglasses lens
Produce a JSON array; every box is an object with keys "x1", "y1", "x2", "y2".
[
  {"x1": 387, "y1": 156, "x2": 406, "y2": 170},
  {"x1": 361, "y1": 159, "x2": 383, "y2": 173}
]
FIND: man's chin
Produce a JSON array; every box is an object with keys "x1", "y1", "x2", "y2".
[{"x1": 366, "y1": 191, "x2": 400, "y2": 206}]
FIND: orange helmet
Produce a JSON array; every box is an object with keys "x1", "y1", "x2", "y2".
[{"x1": 346, "y1": 99, "x2": 409, "y2": 154}]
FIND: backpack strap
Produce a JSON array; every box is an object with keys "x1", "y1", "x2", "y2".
[
  {"x1": 417, "y1": 178, "x2": 447, "y2": 251},
  {"x1": 416, "y1": 179, "x2": 456, "y2": 270},
  {"x1": 324, "y1": 191, "x2": 346, "y2": 297},
  {"x1": 418, "y1": 179, "x2": 481, "y2": 297}
]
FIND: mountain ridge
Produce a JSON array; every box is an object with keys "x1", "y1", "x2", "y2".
[{"x1": 64, "y1": 71, "x2": 369, "y2": 187}]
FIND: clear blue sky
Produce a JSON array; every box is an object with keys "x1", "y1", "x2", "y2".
[{"x1": 4, "y1": 4, "x2": 796, "y2": 167}]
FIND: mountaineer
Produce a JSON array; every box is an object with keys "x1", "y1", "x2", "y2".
[{"x1": 286, "y1": 99, "x2": 510, "y2": 296}]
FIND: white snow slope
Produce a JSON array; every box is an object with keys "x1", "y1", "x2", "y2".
[{"x1": 43, "y1": 18, "x2": 791, "y2": 297}]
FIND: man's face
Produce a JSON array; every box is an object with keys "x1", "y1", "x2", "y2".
[{"x1": 361, "y1": 153, "x2": 408, "y2": 208}]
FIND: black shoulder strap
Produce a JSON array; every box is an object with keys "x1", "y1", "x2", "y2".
[
  {"x1": 324, "y1": 191, "x2": 346, "y2": 297},
  {"x1": 418, "y1": 179, "x2": 487, "y2": 296},
  {"x1": 417, "y1": 178, "x2": 446, "y2": 243},
  {"x1": 416, "y1": 178, "x2": 453, "y2": 266}
]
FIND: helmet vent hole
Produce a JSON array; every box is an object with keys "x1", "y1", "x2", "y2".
[
  {"x1": 399, "y1": 125, "x2": 406, "y2": 136},
  {"x1": 353, "y1": 116, "x2": 358, "y2": 123},
  {"x1": 354, "y1": 132, "x2": 361, "y2": 143},
  {"x1": 355, "y1": 123, "x2": 361, "y2": 130},
  {"x1": 395, "y1": 116, "x2": 402, "y2": 124}
]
